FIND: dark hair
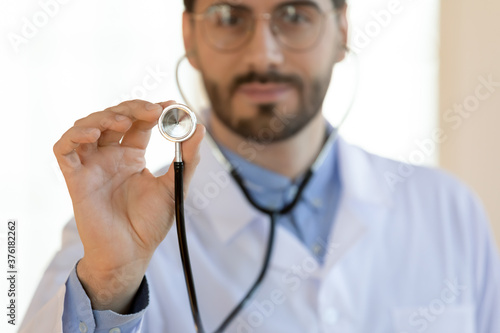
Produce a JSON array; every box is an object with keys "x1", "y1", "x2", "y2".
[{"x1": 183, "y1": 0, "x2": 346, "y2": 12}]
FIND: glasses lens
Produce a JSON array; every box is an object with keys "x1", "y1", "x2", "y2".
[
  {"x1": 273, "y1": 4, "x2": 323, "y2": 50},
  {"x1": 202, "y1": 4, "x2": 252, "y2": 51}
]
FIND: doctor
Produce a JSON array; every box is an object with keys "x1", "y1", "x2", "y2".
[{"x1": 22, "y1": 0, "x2": 500, "y2": 332}]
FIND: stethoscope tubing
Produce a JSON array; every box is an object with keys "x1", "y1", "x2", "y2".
[
  {"x1": 171, "y1": 51, "x2": 359, "y2": 332},
  {"x1": 174, "y1": 161, "x2": 205, "y2": 332}
]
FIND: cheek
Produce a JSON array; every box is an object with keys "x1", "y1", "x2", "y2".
[
  {"x1": 194, "y1": 31, "x2": 237, "y2": 90},
  {"x1": 314, "y1": 21, "x2": 343, "y2": 64},
  {"x1": 199, "y1": 55, "x2": 237, "y2": 95},
  {"x1": 293, "y1": 36, "x2": 339, "y2": 85},
  {"x1": 287, "y1": 53, "x2": 328, "y2": 96}
]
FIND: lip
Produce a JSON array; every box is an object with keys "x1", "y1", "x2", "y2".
[{"x1": 236, "y1": 83, "x2": 293, "y2": 103}]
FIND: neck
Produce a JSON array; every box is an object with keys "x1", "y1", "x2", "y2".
[{"x1": 209, "y1": 111, "x2": 326, "y2": 179}]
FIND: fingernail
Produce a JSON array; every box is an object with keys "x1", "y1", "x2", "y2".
[
  {"x1": 146, "y1": 102, "x2": 161, "y2": 111},
  {"x1": 115, "y1": 114, "x2": 128, "y2": 121},
  {"x1": 84, "y1": 128, "x2": 100, "y2": 137}
]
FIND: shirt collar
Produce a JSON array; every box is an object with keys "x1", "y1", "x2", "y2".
[
  {"x1": 185, "y1": 138, "x2": 267, "y2": 244},
  {"x1": 214, "y1": 125, "x2": 338, "y2": 212},
  {"x1": 186, "y1": 133, "x2": 392, "y2": 245}
]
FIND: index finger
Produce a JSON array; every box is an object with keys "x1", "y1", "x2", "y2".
[
  {"x1": 119, "y1": 100, "x2": 179, "y2": 149},
  {"x1": 107, "y1": 99, "x2": 164, "y2": 123}
]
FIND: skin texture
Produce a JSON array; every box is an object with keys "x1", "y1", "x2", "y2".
[
  {"x1": 54, "y1": 100, "x2": 205, "y2": 313},
  {"x1": 53, "y1": 0, "x2": 348, "y2": 314},
  {"x1": 183, "y1": 0, "x2": 347, "y2": 13},
  {"x1": 184, "y1": 0, "x2": 348, "y2": 178}
]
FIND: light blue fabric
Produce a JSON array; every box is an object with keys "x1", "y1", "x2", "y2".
[
  {"x1": 63, "y1": 263, "x2": 147, "y2": 332},
  {"x1": 217, "y1": 130, "x2": 342, "y2": 264}
]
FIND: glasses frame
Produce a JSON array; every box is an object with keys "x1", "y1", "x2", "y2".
[{"x1": 189, "y1": 2, "x2": 338, "y2": 53}]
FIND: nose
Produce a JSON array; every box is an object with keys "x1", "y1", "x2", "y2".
[{"x1": 242, "y1": 15, "x2": 284, "y2": 72}]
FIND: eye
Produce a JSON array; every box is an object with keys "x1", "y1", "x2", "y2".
[
  {"x1": 210, "y1": 4, "x2": 246, "y2": 28},
  {"x1": 280, "y1": 5, "x2": 312, "y2": 25}
]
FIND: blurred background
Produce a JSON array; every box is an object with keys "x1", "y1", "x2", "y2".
[{"x1": 0, "y1": 0, "x2": 498, "y2": 331}]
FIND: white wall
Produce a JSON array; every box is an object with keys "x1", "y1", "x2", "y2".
[
  {"x1": 0, "y1": 1, "x2": 184, "y2": 330},
  {"x1": 0, "y1": 0, "x2": 438, "y2": 331},
  {"x1": 334, "y1": 0, "x2": 439, "y2": 166}
]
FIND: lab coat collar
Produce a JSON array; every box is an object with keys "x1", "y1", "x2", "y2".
[{"x1": 337, "y1": 137, "x2": 393, "y2": 207}]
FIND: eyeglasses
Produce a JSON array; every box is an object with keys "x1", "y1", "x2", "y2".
[{"x1": 190, "y1": 2, "x2": 337, "y2": 52}]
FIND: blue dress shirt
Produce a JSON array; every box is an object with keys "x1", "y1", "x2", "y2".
[{"x1": 217, "y1": 135, "x2": 342, "y2": 264}]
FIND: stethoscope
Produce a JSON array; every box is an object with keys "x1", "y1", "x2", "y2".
[{"x1": 157, "y1": 52, "x2": 358, "y2": 333}]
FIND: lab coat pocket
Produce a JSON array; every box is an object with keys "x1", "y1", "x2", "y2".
[{"x1": 392, "y1": 305, "x2": 475, "y2": 333}]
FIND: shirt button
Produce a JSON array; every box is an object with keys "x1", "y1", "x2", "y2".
[
  {"x1": 312, "y1": 198, "x2": 323, "y2": 208},
  {"x1": 313, "y1": 243, "x2": 323, "y2": 256},
  {"x1": 109, "y1": 328, "x2": 121, "y2": 333},
  {"x1": 323, "y1": 307, "x2": 339, "y2": 325},
  {"x1": 268, "y1": 200, "x2": 279, "y2": 210},
  {"x1": 79, "y1": 322, "x2": 88, "y2": 333}
]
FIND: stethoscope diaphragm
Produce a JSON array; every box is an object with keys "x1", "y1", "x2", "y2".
[{"x1": 158, "y1": 104, "x2": 197, "y2": 143}]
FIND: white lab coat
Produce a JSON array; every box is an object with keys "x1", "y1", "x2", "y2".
[{"x1": 21, "y1": 137, "x2": 500, "y2": 333}]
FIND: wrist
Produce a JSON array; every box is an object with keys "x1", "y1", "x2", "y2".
[{"x1": 76, "y1": 258, "x2": 147, "y2": 313}]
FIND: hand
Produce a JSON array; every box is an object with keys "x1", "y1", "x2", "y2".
[{"x1": 53, "y1": 100, "x2": 204, "y2": 313}]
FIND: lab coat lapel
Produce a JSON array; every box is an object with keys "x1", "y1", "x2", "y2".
[
  {"x1": 268, "y1": 138, "x2": 393, "y2": 275},
  {"x1": 190, "y1": 137, "x2": 392, "y2": 275},
  {"x1": 190, "y1": 139, "x2": 314, "y2": 270},
  {"x1": 321, "y1": 138, "x2": 393, "y2": 274}
]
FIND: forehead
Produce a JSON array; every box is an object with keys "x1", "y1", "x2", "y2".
[{"x1": 194, "y1": 0, "x2": 331, "y2": 12}]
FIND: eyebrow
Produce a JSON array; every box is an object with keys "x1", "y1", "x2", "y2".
[{"x1": 204, "y1": 0, "x2": 321, "y2": 13}]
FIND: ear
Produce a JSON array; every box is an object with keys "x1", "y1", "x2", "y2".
[
  {"x1": 182, "y1": 11, "x2": 201, "y2": 70},
  {"x1": 335, "y1": 4, "x2": 349, "y2": 62}
]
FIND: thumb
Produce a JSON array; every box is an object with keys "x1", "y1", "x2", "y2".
[{"x1": 159, "y1": 124, "x2": 205, "y2": 195}]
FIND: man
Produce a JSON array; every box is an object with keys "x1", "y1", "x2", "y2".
[{"x1": 21, "y1": 0, "x2": 500, "y2": 332}]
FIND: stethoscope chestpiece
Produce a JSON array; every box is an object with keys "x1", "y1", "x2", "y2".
[
  {"x1": 158, "y1": 103, "x2": 197, "y2": 143},
  {"x1": 159, "y1": 103, "x2": 204, "y2": 332}
]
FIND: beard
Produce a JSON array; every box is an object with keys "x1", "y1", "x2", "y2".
[{"x1": 202, "y1": 68, "x2": 332, "y2": 144}]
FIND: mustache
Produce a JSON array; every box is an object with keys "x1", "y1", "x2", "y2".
[{"x1": 229, "y1": 70, "x2": 303, "y2": 97}]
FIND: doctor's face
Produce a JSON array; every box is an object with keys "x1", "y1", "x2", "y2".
[{"x1": 183, "y1": 0, "x2": 348, "y2": 142}]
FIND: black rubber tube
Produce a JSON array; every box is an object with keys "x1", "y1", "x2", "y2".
[
  {"x1": 175, "y1": 162, "x2": 313, "y2": 333},
  {"x1": 213, "y1": 168, "x2": 313, "y2": 332},
  {"x1": 213, "y1": 213, "x2": 276, "y2": 333},
  {"x1": 174, "y1": 162, "x2": 205, "y2": 333}
]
